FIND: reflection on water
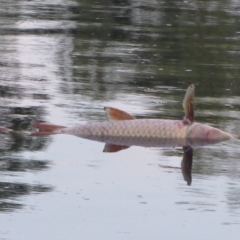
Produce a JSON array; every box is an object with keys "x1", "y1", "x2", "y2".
[
  {"x1": 0, "y1": 180, "x2": 52, "y2": 212},
  {"x1": 0, "y1": 133, "x2": 52, "y2": 212},
  {"x1": 1, "y1": 0, "x2": 240, "y2": 239}
]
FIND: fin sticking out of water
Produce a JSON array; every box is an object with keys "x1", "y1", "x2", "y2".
[
  {"x1": 104, "y1": 107, "x2": 135, "y2": 121},
  {"x1": 31, "y1": 123, "x2": 66, "y2": 136},
  {"x1": 103, "y1": 143, "x2": 129, "y2": 153},
  {"x1": 183, "y1": 84, "x2": 195, "y2": 123}
]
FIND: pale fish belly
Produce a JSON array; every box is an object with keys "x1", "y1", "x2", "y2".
[{"x1": 59, "y1": 119, "x2": 188, "y2": 147}]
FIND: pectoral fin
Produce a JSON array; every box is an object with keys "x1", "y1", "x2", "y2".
[
  {"x1": 103, "y1": 143, "x2": 129, "y2": 153},
  {"x1": 183, "y1": 84, "x2": 195, "y2": 123},
  {"x1": 104, "y1": 107, "x2": 135, "y2": 121}
]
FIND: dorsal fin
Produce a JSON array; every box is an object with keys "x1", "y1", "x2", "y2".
[
  {"x1": 104, "y1": 107, "x2": 135, "y2": 121},
  {"x1": 182, "y1": 84, "x2": 195, "y2": 123}
]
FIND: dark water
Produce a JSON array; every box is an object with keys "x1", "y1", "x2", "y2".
[{"x1": 1, "y1": 0, "x2": 240, "y2": 239}]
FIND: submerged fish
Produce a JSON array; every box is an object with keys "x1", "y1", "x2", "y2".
[{"x1": 28, "y1": 84, "x2": 238, "y2": 152}]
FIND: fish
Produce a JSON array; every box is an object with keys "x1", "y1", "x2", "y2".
[
  {"x1": 1, "y1": 84, "x2": 237, "y2": 185},
  {"x1": 28, "y1": 84, "x2": 239, "y2": 153}
]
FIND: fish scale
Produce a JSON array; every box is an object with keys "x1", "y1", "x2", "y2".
[{"x1": 59, "y1": 119, "x2": 188, "y2": 141}]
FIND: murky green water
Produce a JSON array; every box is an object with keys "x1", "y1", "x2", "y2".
[{"x1": 1, "y1": 0, "x2": 240, "y2": 239}]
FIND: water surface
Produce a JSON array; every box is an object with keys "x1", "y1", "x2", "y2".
[{"x1": 0, "y1": 0, "x2": 240, "y2": 239}]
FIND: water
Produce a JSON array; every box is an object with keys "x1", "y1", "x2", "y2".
[{"x1": 0, "y1": 0, "x2": 240, "y2": 239}]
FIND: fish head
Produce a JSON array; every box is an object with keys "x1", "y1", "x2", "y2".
[{"x1": 186, "y1": 123, "x2": 232, "y2": 147}]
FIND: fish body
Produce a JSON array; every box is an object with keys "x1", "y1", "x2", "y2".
[
  {"x1": 59, "y1": 119, "x2": 188, "y2": 148},
  {"x1": 32, "y1": 117, "x2": 235, "y2": 150},
  {"x1": 60, "y1": 119, "x2": 234, "y2": 147},
  {"x1": 60, "y1": 119, "x2": 186, "y2": 140}
]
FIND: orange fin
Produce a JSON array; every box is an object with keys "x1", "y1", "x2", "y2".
[
  {"x1": 103, "y1": 143, "x2": 130, "y2": 153},
  {"x1": 182, "y1": 84, "x2": 195, "y2": 123},
  {"x1": 32, "y1": 123, "x2": 66, "y2": 136},
  {"x1": 104, "y1": 107, "x2": 135, "y2": 121}
]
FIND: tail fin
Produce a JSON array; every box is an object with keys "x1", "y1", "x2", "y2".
[{"x1": 32, "y1": 123, "x2": 66, "y2": 136}]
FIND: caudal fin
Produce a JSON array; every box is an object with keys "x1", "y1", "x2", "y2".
[{"x1": 32, "y1": 123, "x2": 66, "y2": 136}]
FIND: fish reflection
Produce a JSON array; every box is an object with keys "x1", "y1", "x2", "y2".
[{"x1": 181, "y1": 147, "x2": 193, "y2": 186}]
